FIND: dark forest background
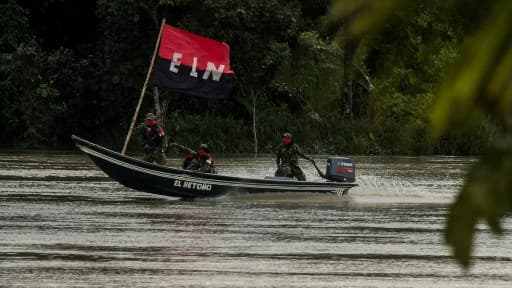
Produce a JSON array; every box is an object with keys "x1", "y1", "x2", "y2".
[{"x1": 0, "y1": 0, "x2": 495, "y2": 154}]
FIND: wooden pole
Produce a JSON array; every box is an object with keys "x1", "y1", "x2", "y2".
[
  {"x1": 153, "y1": 86, "x2": 168, "y2": 153},
  {"x1": 252, "y1": 90, "x2": 258, "y2": 157},
  {"x1": 121, "y1": 18, "x2": 166, "y2": 154},
  {"x1": 153, "y1": 86, "x2": 162, "y2": 125}
]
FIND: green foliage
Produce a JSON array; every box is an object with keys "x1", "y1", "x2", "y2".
[
  {"x1": 436, "y1": 120, "x2": 496, "y2": 155},
  {"x1": 0, "y1": 42, "x2": 93, "y2": 147},
  {"x1": 156, "y1": 106, "x2": 490, "y2": 156},
  {"x1": 0, "y1": 2, "x2": 89, "y2": 147},
  {"x1": 326, "y1": 0, "x2": 406, "y2": 36},
  {"x1": 275, "y1": 31, "x2": 344, "y2": 114},
  {"x1": 431, "y1": 0, "x2": 512, "y2": 135},
  {"x1": 0, "y1": 0, "x2": 492, "y2": 159},
  {"x1": 368, "y1": 1, "x2": 461, "y2": 127},
  {"x1": 95, "y1": 0, "x2": 159, "y2": 121},
  {"x1": 0, "y1": 0, "x2": 32, "y2": 52},
  {"x1": 0, "y1": 0, "x2": 495, "y2": 158},
  {"x1": 175, "y1": 0, "x2": 300, "y2": 89},
  {"x1": 168, "y1": 112, "x2": 253, "y2": 153}
]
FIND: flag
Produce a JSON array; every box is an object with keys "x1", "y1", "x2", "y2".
[{"x1": 149, "y1": 24, "x2": 234, "y2": 99}]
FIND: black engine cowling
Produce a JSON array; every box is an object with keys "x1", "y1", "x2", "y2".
[{"x1": 326, "y1": 157, "x2": 356, "y2": 182}]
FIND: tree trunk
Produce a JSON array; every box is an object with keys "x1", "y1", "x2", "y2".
[
  {"x1": 342, "y1": 38, "x2": 358, "y2": 120},
  {"x1": 252, "y1": 90, "x2": 258, "y2": 158}
]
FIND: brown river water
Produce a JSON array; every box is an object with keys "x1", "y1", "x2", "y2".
[{"x1": 0, "y1": 152, "x2": 511, "y2": 287}]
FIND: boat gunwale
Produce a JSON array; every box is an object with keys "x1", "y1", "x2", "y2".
[{"x1": 71, "y1": 135, "x2": 357, "y2": 189}]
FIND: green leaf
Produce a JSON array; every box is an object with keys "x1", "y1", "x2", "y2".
[
  {"x1": 445, "y1": 190, "x2": 477, "y2": 268},
  {"x1": 445, "y1": 136, "x2": 512, "y2": 267}
]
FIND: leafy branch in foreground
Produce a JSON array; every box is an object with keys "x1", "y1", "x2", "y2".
[
  {"x1": 327, "y1": 0, "x2": 512, "y2": 268},
  {"x1": 432, "y1": 0, "x2": 512, "y2": 268},
  {"x1": 445, "y1": 137, "x2": 512, "y2": 267}
]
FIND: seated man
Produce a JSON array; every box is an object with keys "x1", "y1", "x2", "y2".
[
  {"x1": 274, "y1": 132, "x2": 311, "y2": 181},
  {"x1": 183, "y1": 144, "x2": 216, "y2": 174}
]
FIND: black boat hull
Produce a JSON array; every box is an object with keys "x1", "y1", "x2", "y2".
[{"x1": 72, "y1": 135, "x2": 357, "y2": 198}]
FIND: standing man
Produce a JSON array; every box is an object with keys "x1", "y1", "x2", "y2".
[
  {"x1": 139, "y1": 112, "x2": 166, "y2": 165},
  {"x1": 275, "y1": 132, "x2": 312, "y2": 181}
]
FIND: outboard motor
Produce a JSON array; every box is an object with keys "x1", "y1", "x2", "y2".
[{"x1": 326, "y1": 157, "x2": 356, "y2": 182}]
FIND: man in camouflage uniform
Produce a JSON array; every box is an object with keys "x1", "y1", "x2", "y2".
[
  {"x1": 138, "y1": 112, "x2": 166, "y2": 165},
  {"x1": 275, "y1": 132, "x2": 312, "y2": 181},
  {"x1": 184, "y1": 143, "x2": 216, "y2": 173}
]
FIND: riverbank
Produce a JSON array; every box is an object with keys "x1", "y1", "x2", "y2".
[{"x1": 0, "y1": 113, "x2": 495, "y2": 157}]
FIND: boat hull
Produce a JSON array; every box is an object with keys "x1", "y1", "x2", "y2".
[{"x1": 72, "y1": 135, "x2": 357, "y2": 198}]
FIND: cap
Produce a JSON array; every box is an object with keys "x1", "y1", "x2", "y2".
[
  {"x1": 145, "y1": 113, "x2": 156, "y2": 120},
  {"x1": 199, "y1": 143, "x2": 209, "y2": 152}
]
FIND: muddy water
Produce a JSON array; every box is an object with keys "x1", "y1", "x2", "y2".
[{"x1": 0, "y1": 153, "x2": 511, "y2": 287}]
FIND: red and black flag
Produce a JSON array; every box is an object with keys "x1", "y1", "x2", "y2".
[{"x1": 149, "y1": 24, "x2": 234, "y2": 99}]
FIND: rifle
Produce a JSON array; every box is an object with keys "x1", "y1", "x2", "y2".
[{"x1": 166, "y1": 142, "x2": 194, "y2": 154}]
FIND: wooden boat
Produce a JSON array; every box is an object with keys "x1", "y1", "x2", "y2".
[{"x1": 72, "y1": 135, "x2": 357, "y2": 198}]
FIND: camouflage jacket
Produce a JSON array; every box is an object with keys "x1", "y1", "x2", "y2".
[
  {"x1": 137, "y1": 123, "x2": 165, "y2": 150},
  {"x1": 275, "y1": 143, "x2": 310, "y2": 167},
  {"x1": 186, "y1": 154, "x2": 215, "y2": 173}
]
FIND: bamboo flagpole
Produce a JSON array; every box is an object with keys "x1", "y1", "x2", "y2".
[{"x1": 121, "y1": 18, "x2": 166, "y2": 154}]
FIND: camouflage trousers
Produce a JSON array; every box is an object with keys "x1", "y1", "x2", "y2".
[
  {"x1": 184, "y1": 158, "x2": 216, "y2": 174},
  {"x1": 144, "y1": 148, "x2": 167, "y2": 165},
  {"x1": 275, "y1": 164, "x2": 306, "y2": 181}
]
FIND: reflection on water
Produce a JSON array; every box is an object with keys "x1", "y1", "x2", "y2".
[{"x1": 0, "y1": 152, "x2": 511, "y2": 288}]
